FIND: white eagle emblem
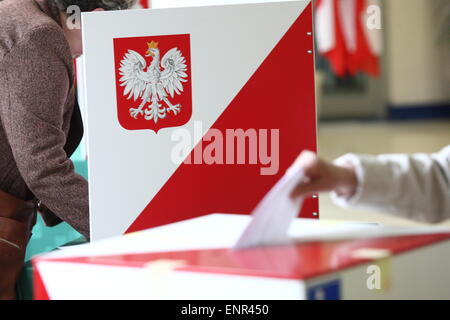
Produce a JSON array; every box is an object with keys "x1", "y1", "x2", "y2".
[{"x1": 118, "y1": 41, "x2": 188, "y2": 123}]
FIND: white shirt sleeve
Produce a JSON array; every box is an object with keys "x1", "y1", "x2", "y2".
[{"x1": 330, "y1": 145, "x2": 450, "y2": 223}]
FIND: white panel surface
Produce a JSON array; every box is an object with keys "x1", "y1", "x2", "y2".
[{"x1": 81, "y1": 1, "x2": 309, "y2": 240}]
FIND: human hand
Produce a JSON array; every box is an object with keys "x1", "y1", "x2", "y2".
[{"x1": 290, "y1": 150, "x2": 358, "y2": 199}]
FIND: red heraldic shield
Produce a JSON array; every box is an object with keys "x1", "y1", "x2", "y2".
[
  {"x1": 113, "y1": 34, "x2": 192, "y2": 133},
  {"x1": 126, "y1": 4, "x2": 318, "y2": 233}
]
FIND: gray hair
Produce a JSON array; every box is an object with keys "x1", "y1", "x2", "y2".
[{"x1": 52, "y1": 0, "x2": 136, "y2": 12}]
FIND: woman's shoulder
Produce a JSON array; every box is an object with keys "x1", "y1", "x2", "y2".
[{"x1": 0, "y1": 0, "x2": 65, "y2": 62}]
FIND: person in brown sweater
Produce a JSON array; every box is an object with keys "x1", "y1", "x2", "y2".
[{"x1": 0, "y1": 0, "x2": 135, "y2": 299}]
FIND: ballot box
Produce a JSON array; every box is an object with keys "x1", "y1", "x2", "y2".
[
  {"x1": 80, "y1": 0, "x2": 318, "y2": 241},
  {"x1": 33, "y1": 214, "x2": 450, "y2": 300}
]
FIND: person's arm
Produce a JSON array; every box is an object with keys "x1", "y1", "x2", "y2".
[
  {"x1": 291, "y1": 146, "x2": 450, "y2": 223},
  {"x1": 0, "y1": 26, "x2": 89, "y2": 238}
]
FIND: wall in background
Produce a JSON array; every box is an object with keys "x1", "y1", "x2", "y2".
[{"x1": 385, "y1": 0, "x2": 450, "y2": 108}]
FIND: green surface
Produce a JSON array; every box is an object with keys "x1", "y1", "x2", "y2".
[
  {"x1": 16, "y1": 261, "x2": 33, "y2": 300},
  {"x1": 17, "y1": 236, "x2": 88, "y2": 300},
  {"x1": 18, "y1": 144, "x2": 89, "y2": 299}
]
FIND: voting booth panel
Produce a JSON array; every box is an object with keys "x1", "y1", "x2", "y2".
[{"x1": 81, "y1": 1, "x2": 318, "y2": 241}]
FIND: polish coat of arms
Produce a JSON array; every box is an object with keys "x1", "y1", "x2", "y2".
[{"x1": 113, "y1": 34, "x2": 192, "y2": 132}]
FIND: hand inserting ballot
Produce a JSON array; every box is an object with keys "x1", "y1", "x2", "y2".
[{"x1": 290, "y1": 150, "x2": 358, "y2": 199}]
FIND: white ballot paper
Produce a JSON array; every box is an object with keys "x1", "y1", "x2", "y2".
[{"x1": 234, "y1": 160, "x2": 305, "y2": 249}]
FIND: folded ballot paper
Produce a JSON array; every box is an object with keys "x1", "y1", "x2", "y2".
[{"x1": 234, "y1": 159, "x2": 305, "y2": 249}]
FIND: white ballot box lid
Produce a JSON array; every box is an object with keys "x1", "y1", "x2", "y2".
[{"x1": 34, "y1": 214, "x2": 450, "y2": 299}]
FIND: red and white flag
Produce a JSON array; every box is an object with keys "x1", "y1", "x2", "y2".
[
  {"x1": 314, "y1": 0, "x2": 382, "y2": 77},
  {"x1": 133, "y1": 0, "x2": 150, "y2": 8}
]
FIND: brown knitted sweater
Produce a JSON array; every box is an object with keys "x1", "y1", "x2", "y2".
[{"x1": 0, "y1": 0, "x2": 89, "y2": 238}]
